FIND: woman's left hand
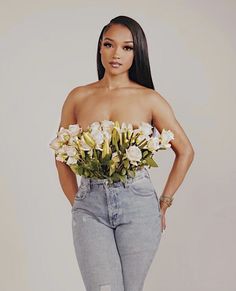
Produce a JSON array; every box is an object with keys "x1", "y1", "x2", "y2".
[{"x1": 160, "y1": 206, "x2": 168, "y2": 232}]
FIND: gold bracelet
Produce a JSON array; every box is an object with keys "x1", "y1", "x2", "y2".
[
  {"x1": 160, "y1": 195, "x2": 174, "y2": 207},
  {"x1": 160, "y1": 195, "x2": 174, "y2": 202},
  {"x1": 160, "y1": 200, "x2": 172, "y2": 207}
]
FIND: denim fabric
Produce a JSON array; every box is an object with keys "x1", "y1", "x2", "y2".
[{"x1": 71, "y1": 167, "x2": 162, "y2": 291}]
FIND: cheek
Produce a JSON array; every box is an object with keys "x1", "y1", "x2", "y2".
[
  {"x1": 100, "y1": 48, "x2": 110, "y2": 59},
  {"x1": 124, "y1": 54, "x2": 134, "y2": 67}
]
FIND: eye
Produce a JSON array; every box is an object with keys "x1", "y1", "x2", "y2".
[
  {"x1": 103, "y1": 43, "x2": 133, "y2": 51},
  {"x1": 124, "y1": 46, "x2": 133, "y2": 51},
  {"x1": 103, "y1": 42, "x2": 112, "y2": 48}
]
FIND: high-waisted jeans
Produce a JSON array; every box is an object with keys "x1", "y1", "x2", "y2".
[{"x1": 71, "y1": 167, "x2": 162, "y2": 291}]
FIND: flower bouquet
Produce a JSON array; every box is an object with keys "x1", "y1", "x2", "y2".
[{"x1": 49, "y1": 120, "x2": 174, "y2": 184}]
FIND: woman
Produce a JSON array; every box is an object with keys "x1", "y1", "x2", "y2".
[{"x1": 54, "y1": 15, "x2": 194, "y2": 291}]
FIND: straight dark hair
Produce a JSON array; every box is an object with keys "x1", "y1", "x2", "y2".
[{"x1": 96, "y1": 15, "x2": 155, "y2": 90}]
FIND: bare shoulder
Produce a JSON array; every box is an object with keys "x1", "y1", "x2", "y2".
[
  {"x1": 148, "y1": 89, "x2": 173, "y2": 109},
  {"x1": 149, "y1": 89, "x2": 195, "y2": 156},
  {"x1": 148, "y1": 89, "x2": 176, "y2": 122},
  {"x1": 66, "y1": 82, "x2": 96, "y2": 99},
  {"x1": 63, "y1": 81, "x2": 98, "y2": 107},
  {"x1": 57, "y1": 83, "x2": 95, "y2": 130}
]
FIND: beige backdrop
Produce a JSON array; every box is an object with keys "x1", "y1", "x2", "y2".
[{"x1": 0, "y1": 1, "x2": 235, "y2": 290}]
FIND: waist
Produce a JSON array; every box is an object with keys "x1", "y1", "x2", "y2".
[{"x1": 80, "y1": 167, "x2": 150, "y2": 187}]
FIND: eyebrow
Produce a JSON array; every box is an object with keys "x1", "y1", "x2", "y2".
[{"x1": 103, "y1": 37, "x2": 133, "y2": 43}]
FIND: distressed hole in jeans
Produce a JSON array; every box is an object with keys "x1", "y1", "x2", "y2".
[{"x1": 100, "y1": 284, "x2": 111, "y2": 291}]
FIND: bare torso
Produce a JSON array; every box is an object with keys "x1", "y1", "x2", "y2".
[{"x1": 74, "y1": 81, "x2": 154, "y2": 131}]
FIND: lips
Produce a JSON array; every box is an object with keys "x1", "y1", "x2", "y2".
[{"x1": 109, "y1": 61, "x2": 122, "y2": 65}]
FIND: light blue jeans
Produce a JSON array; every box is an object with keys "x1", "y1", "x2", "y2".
[{"x1": 71, "y1": 167, "x2": 162, "y2": 291}]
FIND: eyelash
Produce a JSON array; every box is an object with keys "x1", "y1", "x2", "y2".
[{"x1": 103, "y1": 42, "x2": 133, "y2": 51}]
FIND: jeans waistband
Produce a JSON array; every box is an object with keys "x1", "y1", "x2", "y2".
[{"x1": 81, "y1": 167, "x2": 150, "y2": 188}]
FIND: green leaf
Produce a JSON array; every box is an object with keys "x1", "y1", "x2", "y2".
[
  {"x1": 111, "y1": 172, "x2": 121, "y2": 182},
  {"x1": 78, "y1": 166, "x2": 83, "y2": 176},
  {"x1": 145, "y1": 156, "x2": 159, "y2": 167},
  {"x1": 123, "y1": 159, "x2": 130, "y2": 169},
  {"x1": 127, "y1": 169, "x2": 135, "y2": 178},
  {"x1": 121, "y1": 168, "x2": 126, "y2": 175},
  {"x1": 69, "y1": 164, "x2": 79, "y2": 174},
  {"x1": 108, "y1": 168, "x2": 112, "y2": 176},
  {"x1": 142, "y1": 150, "x2": 149, "y2": 158},
  {"x1": 119, "y1": 175, "x2": 126, "y2": 183}
]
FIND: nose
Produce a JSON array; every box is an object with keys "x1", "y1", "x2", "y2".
[
  {"x1": 113, "y1": 47, "x2": 121, "y2": 59},
  {"x1": 113, "y1": 54, "x2": 120, "y2": 59}
]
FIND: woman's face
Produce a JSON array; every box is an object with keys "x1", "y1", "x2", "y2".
[{"x1": 99, "y1": 24, "x2": 134, "y2": 75}]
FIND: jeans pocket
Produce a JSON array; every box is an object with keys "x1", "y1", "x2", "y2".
[
  {"x1": 129, "y1": 176, "x2": 155, "y2": 197},
  {"x1": 71, "y1": 183, "x2": 89, "y2": 211}
]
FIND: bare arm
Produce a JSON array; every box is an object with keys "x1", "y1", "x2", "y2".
[
  {"x1": 151, "y1": 91, "x2": 195, "y2": 213},
  {"x1": 54, "y1": 88, "x2": 80, "y2": 207}
]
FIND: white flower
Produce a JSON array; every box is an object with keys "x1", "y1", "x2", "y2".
[
  {"x1": 57, "y1": 144, "x2": 68, "y2": 154},
  {"x1": 56, "y1": 155, "x2": 66, "y2": 162},
  {"x1": 49, "y1": 120, "x2": 174, "y2": 179},
  {"x1": 128, "y1": 123, "x2": 134, "y2": 129},
  {"x1": 101, "y1": 120, "x2": 115, "y2": 132},
  {"x1": 103, "y1": 130, "x2": 112, "y2": 142},
  {"x1": 68, "y1": 124, "x2": 82, "y2": 136},
  {"x1": 126, "y1": 145, "x2": 142, "y2": 163},
  {"x1": 90, "y1": 121, "x2": 102, "y2": 131},
  {"x1": 80, "y1": 136, "x2": 92, "y2": 151},
  {"x1": 68, "y1": 135, "x2": 79, "y2": 146},
  {"x1": 64, "y1": 145, "x2": 77, "y2": 157},
  {"x1": 160, "y1": 129, "x2": 175, "y2": 148},
  {"x1": 49, "y1": 137, "x2": 61, "y2": 150},
  {"x1": 120, "y1": 122, "x2": 131, "y2": 132},
  {"x1": 102, "y1": 121, "x2": 115, "y2": 141},
  {"x1": 66, "y1": 156, "x2": 78, "y2": 165},
  {"x1": 130, "y1": 122, "x2": 152, "y2": 144},
  {"x1": 126, "y1": 123, "x2": 134, "y2": 138},
  {"x1": 90, "y1": 128, "x2": 104, "y2": 149},
  {"x1": 147, "y1": 137, "x2": 161, "y2": 152},
  {"x1": 152, "y1": 126, "x2": 159, "y2": 138},
  {"x1": 57, "y1": 127, "x2": 70, "y2": 142},
  {"x1": 138, "y1": 122, "x2": 153, "y2": 136},
  {"x1": 136, "y1": 134, "x2": 149, "y2": 145},
  {"x1": 55, "y1": 145, "x2": 68, "y2": 162}
]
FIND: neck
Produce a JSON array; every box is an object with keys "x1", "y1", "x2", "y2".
[{"x1": 99, "y1": 72, "x2": 132, "y2": 90}]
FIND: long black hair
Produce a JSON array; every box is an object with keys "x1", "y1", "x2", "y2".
[{"x1": 96, "y1": 15, "x2": 155, "y2": 90}]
